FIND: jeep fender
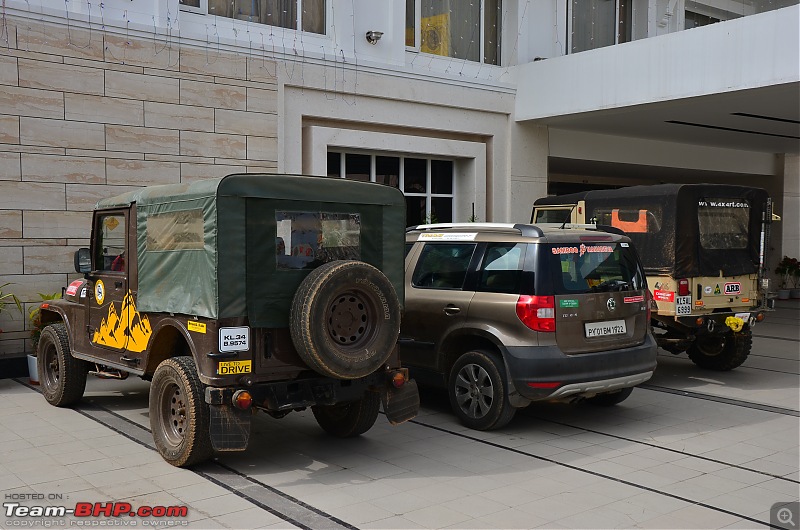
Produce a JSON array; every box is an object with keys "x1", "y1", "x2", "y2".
[{"x1": 144, "y1": 319, "x2": 200, "y2": 377}]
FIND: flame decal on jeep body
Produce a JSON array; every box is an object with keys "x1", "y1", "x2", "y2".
[{"x1": 92, "y1": 292, "x2": 152, "y2": 352}]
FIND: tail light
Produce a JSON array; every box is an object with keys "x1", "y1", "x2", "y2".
[
  {"x1": 677, "y1": 278, "x2": 690, "y2": 296},
  {"x1": 232, "y1": 390, "x2": 253, "y2": 410},
  {"x1": 516, "y1": 295, "x2": 555, "y2": 332}
]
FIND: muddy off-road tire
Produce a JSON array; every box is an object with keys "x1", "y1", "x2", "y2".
[
  {"x1": 688, "y1": 329, "x2": 752, "y2": 371},
  {"x1": 312, "y1": 391, "x2": 381, "y2": 437},
  {"x1": 149, "y1": 357, "x2": 213, "y2": 467},
  {"x1": 587, "y1": 387, "x2": 634, "y2": 406},
  {"x1": 38, "y1": 323, "x2": 89, "y2": 407},
  {"x1": 449, "y1": 350, "x2": 516, "y2": 431},
  {"x1": 290, "y1": 260, "x2": 401, "y2": 379}
]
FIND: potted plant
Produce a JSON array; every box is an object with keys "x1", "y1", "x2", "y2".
[{"x1": 775, "y1": 256, "x2": 797, "y2": 300}]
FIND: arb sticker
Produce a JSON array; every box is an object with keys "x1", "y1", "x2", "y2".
[{"x1": 724, "y1": 282, "x2": 741, "y2": 295}]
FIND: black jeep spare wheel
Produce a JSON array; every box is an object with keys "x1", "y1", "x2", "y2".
[{"x1": 290, "y1": 260, "x2": 401, "y2": 379}]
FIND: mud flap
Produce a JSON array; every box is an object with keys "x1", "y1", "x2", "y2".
[
  {"x1": 209, "y1": 404, "x2": 251, "y2": 451},
  {"x1": 380, "y1": 379, "x2": 420, "y2": 425}
]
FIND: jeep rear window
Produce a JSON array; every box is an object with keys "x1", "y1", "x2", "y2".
[
  {"x1": 546, "y1": 243, "x2": 646, "y2": 294},
  {"x1": 146, "y1": 209, "x2": 204, "y2": 251},
  {"x1": 698, "y1": 199, "x2": 750, "y2": 250},
  {"x1": 276, "y1": 211, "x2": 361, "y2": 270}
]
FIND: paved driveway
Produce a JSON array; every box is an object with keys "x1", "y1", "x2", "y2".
[{"x1": 2, "y1": 302, "x2": 797, "y2": 529}]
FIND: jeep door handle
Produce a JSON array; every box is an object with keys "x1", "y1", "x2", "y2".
[{"x1": 443, "y1": 305, "x2": 461, "y2": 316}]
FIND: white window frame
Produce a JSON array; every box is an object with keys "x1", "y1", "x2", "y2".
[
  {"x1": 329, "y1": 151, "x2": 457, "y2": 223},
  {"x1": 179, "y1": 0, "x2": 324, "y2": 34}
]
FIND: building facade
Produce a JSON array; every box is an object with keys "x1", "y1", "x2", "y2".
[{"x1": 0, "y1": 0, "x2": 797, "y2": 355}]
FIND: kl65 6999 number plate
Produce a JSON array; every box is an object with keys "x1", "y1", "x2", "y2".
[{"x1": 584, "y1": 320, "x2": 627, "y2": 338}]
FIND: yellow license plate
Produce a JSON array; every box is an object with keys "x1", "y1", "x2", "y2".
[{"x1": 217, "y1": 360, "x2": 252, "y2": 375}]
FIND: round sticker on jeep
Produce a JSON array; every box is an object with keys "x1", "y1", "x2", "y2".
[{"x1": 95, "y1": 280, "x2": 105, "y2": 305}]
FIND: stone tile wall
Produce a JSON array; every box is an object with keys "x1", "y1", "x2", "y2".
[{"x1": 0, "y1": 15, "x2": 279, "y2": 356}]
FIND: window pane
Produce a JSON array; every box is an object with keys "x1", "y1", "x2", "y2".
[
  {"x1": 181, "y1": 0, "x2": 200, "y2": 8},
  {"x1": 327, "y1": 152, "x2": 341, "y2": 178},
  {"x1": 302, "y1": 0, "x2": 325, "y2": 33},
  {"x1": 484, "y1": 0, "x2": 501, "y2": 65},
  {"x1": 411, "y1": 243, "x2": 476, "y2": 289},
  {"x1": 406, "y1": 196, "x2": 426, "y2": 227},
  {"x1": 346, "y1": 153, "x2": 370, "y2": 182},
  {"x1": 376, "y1": 156, "x2": 400, "y2": 187},
  {"x1": 229, "y1": 0, "x2": 263, "y2": 22},
  {"x1": 406, "y1": 0, "x2": 416, "y2": 46},
  {"x1": 404, "y1": 158, "x2": 427, "y2": 193},
  {"x1": 262, "y1": 0, "x2": 297, "y2": 29},
  {"x1": 208, "y1": 0, "x2": 226, "y2": 16},
  {"x1": 97, "y1": 214, "x2": 126, "y2": 271},
  {"x1": 421, "y1": 0, "x2": 480, "y2": 61},
  {"x1": 430, "y1": 160, "x2": 453, "y2": 194},
  {"x1": 276, "y1": 212, "x2": 361, "y2": 270},
  {"x1": 146, "y1": 210, "x2": 204, "y2": 252},
  {"x1": 698, "y1": 199, "x2": 750, "y2": 250},
  {"x1": 430, "y1": 197, "x2": 452, "y2": 223},
  {"x1": 478, "y1": 243, "x2": 524, "y2": 294},
  {"x1": 571, "y1": 0, "x2": 615, "y2": 53},
  {"x1": 548, "y1": 243, "x2": 645, "y2": 294}
]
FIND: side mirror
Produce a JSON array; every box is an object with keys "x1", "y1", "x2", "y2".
[{"x1": 74, "y1": 248, "x2": 91, "y2": 274}]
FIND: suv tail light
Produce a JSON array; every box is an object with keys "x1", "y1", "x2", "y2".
[
  {"x1": 677, "y1": 278, "x2": 690, "y2": 296},
  {"x1": 517, "y1": 295, "x2": 555, "y2": 332}
]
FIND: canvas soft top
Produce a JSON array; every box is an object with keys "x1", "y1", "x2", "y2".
[
  {"x1": 535, "y1": 184, "x2": 769, "y2": 278},
  {"x1": 96, "y1": 173, "x2": 406, "y2": 326}
]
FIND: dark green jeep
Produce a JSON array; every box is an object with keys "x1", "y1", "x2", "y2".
[{"x1": 37, "y1": 173, "x2": 419, "y2": 467}]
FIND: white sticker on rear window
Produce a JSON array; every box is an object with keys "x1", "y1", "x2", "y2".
[{"x1": 418, "y1": 232, "x2": 477, "y2": 241}]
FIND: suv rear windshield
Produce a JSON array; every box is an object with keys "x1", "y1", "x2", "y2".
[{"x1": 542, "y1": 242, "x2": 646, "y2": 295}]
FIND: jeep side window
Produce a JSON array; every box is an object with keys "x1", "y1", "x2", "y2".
[
  {"x1": 477, "y1": 243, "x2": 525, "y2": 294},
  {"x1": 95, "y1": 213, "x2": 126, "y2": 272},
  {"x1": 411, "y1": 243, "x2": 476, "y2": 290},
  {"x1": 596, "y1": 208, "x2": 662, "y2": 233}
]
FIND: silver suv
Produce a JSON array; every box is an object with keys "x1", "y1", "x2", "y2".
[{"x1": 402, "y1": 223, "x2": 658, "y2": 430}]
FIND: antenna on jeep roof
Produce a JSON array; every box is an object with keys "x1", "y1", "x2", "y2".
[{"x1": 559, "y1": 204, "x2": 577, "y2": 230}]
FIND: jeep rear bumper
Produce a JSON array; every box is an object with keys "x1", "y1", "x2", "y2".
[
  {"x1": 503, "y1": 334, "x2": 657, "y2": 402},
  {"x1": 204, "y1": 371, "x2": 419, "y2": 451}
]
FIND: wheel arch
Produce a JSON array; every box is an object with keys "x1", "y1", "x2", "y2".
[
  {"x1": 439, "y1": 328, "x2": 505, "y2": 383},
  {"x1": 144, "y1": 320, "x2": 196, "y2": 377}
]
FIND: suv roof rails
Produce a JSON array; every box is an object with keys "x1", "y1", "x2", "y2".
[{"x1": 407, "y1": 223, "x2": 545, "y2": 237}]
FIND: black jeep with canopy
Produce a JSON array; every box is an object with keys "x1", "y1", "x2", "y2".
[{"x1": 533, "y1": 184, "x2": 771, "y2": 370}]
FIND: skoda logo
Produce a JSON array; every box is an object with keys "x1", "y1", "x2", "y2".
[{"x1": 606, "y1": 298, "x2": 616, "y2": 311}]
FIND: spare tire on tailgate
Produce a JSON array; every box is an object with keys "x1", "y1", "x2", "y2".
[{"x1": 290, "y1": 260, "x2": 401, "y2": 379}]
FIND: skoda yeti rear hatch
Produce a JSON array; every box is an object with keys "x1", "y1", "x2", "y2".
[{"x1": 534, "y1": 240, "x2": 649, "y2": 354}]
